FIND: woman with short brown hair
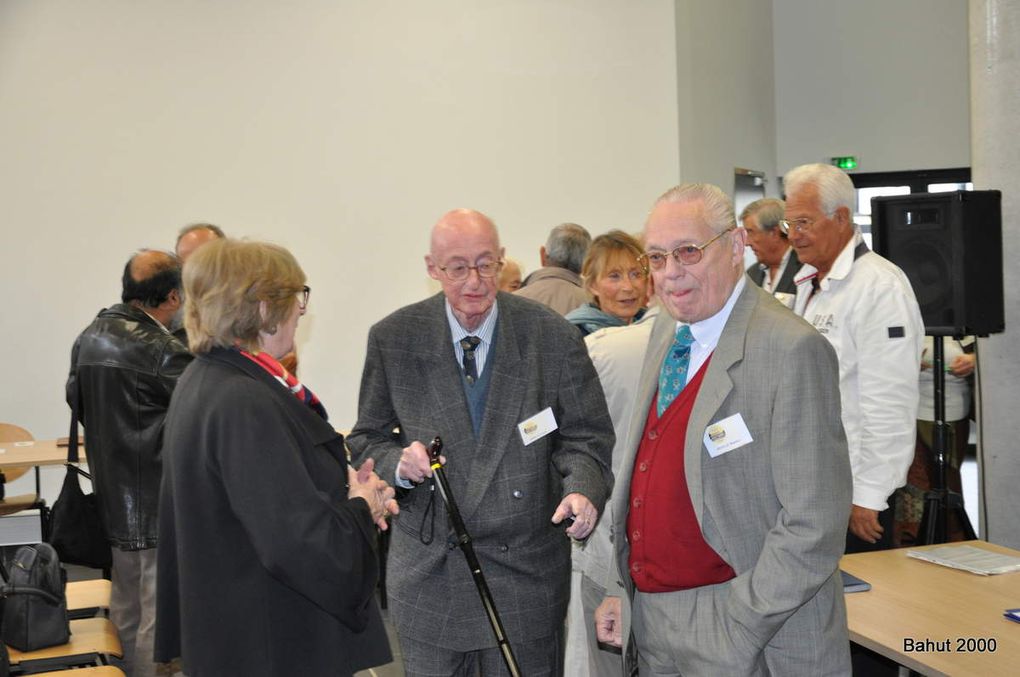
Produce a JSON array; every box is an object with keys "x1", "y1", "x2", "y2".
[{"x1": 156, "y1": 238, "x2": 396, "y2": 676}]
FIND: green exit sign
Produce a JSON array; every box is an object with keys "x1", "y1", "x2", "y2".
[{"x1": 831, "y1": 156, "x2": 859, "y2": 170}]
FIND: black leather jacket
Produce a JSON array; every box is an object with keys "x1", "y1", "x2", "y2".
[{"x1": 66, "y1": 304, "x2": 193, "y2": 550}]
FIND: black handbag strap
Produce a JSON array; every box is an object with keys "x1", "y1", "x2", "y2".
[
  {"x1": 67, "y1": 380, "x2": 80, "y2": 465},
  {"x1": 67, "y1": 375, "x2": 90, "y2": 480}
]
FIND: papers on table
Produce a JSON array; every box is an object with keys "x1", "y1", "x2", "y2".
[{"x1": 906, "y1": 544, "x2": 1020, "y2": 576}]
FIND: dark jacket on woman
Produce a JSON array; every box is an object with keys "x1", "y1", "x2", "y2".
[
  {"x1": 154, "y1": 348, "x2": 390, "y2": 676},
  {"x1": 66, "y1": 303, "x2": 193, "y2": 550}
]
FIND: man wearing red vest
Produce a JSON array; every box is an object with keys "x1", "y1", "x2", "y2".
[{"x1": 595, "y1": 183, "x2": 852, "y2": 676}]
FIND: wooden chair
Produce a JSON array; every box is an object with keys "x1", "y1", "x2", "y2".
[
  {"x1": 67, "y1": 578, "x2": 113, "y2": 619},
  {"x1": 0, "y1": 423, "x2": 45, "y2": 516},
  {"x1": 5, "y1": 617, "x2": 122, "y2": 672}
]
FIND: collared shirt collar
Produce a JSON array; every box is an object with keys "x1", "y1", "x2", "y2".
[
  {"x1": 138, "y1": 307, "x2": 171, "y2": 334},
  {"x1": 793, "y1": 229, "x2": 863, "y2": 290},
  {"x1": 823, "y1": 230, "x2": 864, "y2": 284},
  {"x1": 679, "y1": 275, "x2": 746, "y2": 351},
  {"x1": 445, "y1": 298, "x2": 498, "y2": 346}
]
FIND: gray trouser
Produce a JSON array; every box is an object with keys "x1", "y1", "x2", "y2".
[{"x1": 111, "y1": 547, "x2": 158, "y2": 677}]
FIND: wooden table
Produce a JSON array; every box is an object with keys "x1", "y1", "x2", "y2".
[
  {"x1": 0, "y1": 437, "x2": 85, "y2": 545},
  {"x1": 0, "y1": 437, "x2": 84, "y2": 469},
  {"x1": 841, "y1": 540, "x2": 1020, "y2": 676}
]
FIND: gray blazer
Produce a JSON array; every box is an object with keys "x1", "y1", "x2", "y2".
[
  {"x1": 611, "y1": 279, "x2": 852, "y2": 675},
  {"x1": 348, "y1": 291, "x2": 614, "y2": 652}
]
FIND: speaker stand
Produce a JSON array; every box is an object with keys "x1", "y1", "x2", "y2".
[{"x1": 917, "y1": 336, "x2": 976, "y2": 545}]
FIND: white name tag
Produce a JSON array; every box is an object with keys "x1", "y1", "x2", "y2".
[
  {"x1": 517, "y1": 407, "x2": 558, "y2": 446},
  {"x1": 703, "y1": 413, "x2": 753, "y2": 458},
  {"x1": 774, "y1": 292, "x2": 795, "y2": 310}
]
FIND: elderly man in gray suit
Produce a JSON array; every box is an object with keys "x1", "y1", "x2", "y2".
[
  {"x1": 348, "y1": 208, "x2": 614, "y2": 676},
  {"x1": 594, "y1": 184, "x2": 852, "y2": 676}
]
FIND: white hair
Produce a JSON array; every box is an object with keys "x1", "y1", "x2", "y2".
[
  {"x1": 783, "y1": 163, "x2": 855, "y2": 217},
  {"x1": 653, "y1": 183, "x2": 736, "y2": 234}
]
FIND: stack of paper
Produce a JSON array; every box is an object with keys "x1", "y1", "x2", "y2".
[{"x1": 906, "y1": 544, "x2": 1020, "y2": 575}]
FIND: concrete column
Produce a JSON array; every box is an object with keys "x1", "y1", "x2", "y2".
[{"x1": 970, "y1": 0, "x2": 1020, "y2": 548}]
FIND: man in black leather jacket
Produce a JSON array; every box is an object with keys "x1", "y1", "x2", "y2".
[{"x1": 67, "y1": 249, "x2": 192, "y2": 677}]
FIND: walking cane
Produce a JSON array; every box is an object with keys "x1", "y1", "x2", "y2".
[{"x1": 426, "y1": 436, "x2": 522, "y2": 677}]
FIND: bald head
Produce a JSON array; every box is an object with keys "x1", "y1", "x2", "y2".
[
  {"x1": 426, "y1": 209, "x2": 504, "y2": 331},
  {"x1": 176, "y1": 224, "x2": 224, "y2": 261},
  {"x1": 429, "y1": 209, "x2": 500, "y2": 255}
]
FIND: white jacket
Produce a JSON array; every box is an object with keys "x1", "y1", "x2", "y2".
[{"x1": 794, "y1": 233, "x2": 923, "y2": 511}]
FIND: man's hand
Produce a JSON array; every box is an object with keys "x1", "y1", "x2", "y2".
[
  {"x1": 949, "y1": 353, "x2": 976, "y2": 378},
  {"x1": 551, "y1": 492, "x2": 598, "y2": 540},
  {"x1": 849, "y1": 504, "x2": 883, "y2": 543},
  {"x1": 396, "y1": 440, "x2": 444, "y2": 484},
  {"x1": 594, "y1": 596, "x2": 623, "y2": 648}
]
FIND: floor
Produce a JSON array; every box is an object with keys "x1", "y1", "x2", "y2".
[{"x1": 356, "y1": 606, "x2": 404, "y2": 677}]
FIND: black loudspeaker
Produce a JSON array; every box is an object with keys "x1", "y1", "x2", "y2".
[{"x1": 871, "y1": 190, "x2": 1003, "y2": 337}]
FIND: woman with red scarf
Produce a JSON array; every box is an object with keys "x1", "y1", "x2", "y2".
[{"x1": 155, "y1": 239, "x2": 396, "y2": 676}]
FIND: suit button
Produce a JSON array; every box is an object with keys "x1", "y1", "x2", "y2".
[
  {"x1": 500, "y1": 544, "x2": 509, "y2": 552},
  {"x1": 631, "y1": 561, "x2": 643, "y2": 573},
  {"x1": 512, "y1": 490, "x2": 523, "y2": 499},
  {"x1": 632, "y1": 497, "x2": 642, "y2": 508},
  {"x1": 632, "y1": 530, "x2": 641, "y2": 542},
  {"x1": 648, "y1": 430, "x2": 659, "y2": 440},
  {"x1": 639, "y1": 462, "x2": 649, "y2": 472}
]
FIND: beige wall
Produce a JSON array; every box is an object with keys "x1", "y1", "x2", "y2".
[
  {"x1": 774, "y1": 0, "x2": 971, "y2": 174},
  {"x1": 0, "y1": 0, "x2": 681, "y2": 465},
  {"x1": 677, "y1": 0, "x2": 780, "y2": 193}
]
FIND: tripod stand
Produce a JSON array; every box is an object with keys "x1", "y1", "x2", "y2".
[{"x1": 916, "y1": 336, "x2": 977, "y2": 545}]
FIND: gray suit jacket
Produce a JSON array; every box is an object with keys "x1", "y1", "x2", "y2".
[
  {"x1": 611, "y1": 279, "x2": 852, "y2": 675},
  {"x1": 348, "y1": 292, "x2": 614, "y2": 651}
]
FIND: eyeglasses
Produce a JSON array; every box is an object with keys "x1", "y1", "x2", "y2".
[
  {"x1": 779, "y1": 217, "x2": 817, "y2": 235},
  {"x1": 298, "y1": 285, "x2": 311, "y2": 310},
  {"x1": 639, "y1": 226, "x2": 735, "y2": 270},
  {"x1": 438, "y1": 259, "x2": 503, "y2": 281}
]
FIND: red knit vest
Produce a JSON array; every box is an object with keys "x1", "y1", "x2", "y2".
[{"x1": 627, "y1": 358, "x2": 736, "y2": 592}]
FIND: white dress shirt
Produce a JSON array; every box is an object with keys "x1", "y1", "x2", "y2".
[
  {"x1": 761, "y1": 247, "x2": 793, "y2": 294},
  {"x1": 793, "y1": 232, "x2": 923, "y2": 511},
  {"x1": 681, "y1": 277, "x2": 746, "y2": 385}
]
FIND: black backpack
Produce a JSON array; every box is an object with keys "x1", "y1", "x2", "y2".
[{"x1": 1, "y1": 543, "x2": 70, "y2": 652}]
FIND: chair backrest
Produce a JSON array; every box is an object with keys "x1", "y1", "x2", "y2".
[{"x1": 0, "y1": 423, "x2": 35, "y2": 483}]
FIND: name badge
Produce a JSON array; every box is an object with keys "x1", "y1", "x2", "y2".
[
  {"x1": 518, "y1": 407, "x2": 558, "y2": 446},
  {"x1": 703, "y1": 413, "x2": 753, "y2": 458},
  {"x1": 774, "y1": 292, "x2": 795, "y2": 310}
]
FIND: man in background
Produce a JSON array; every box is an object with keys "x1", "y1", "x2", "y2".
[
  {"x1": 785, "y1": 162, "x2": 923, "y2": 676},
  {"x1": 174, "y1": 223, "x2": 224, "y2": 262},
  {"x1": 67, "y1": 250, "x2": 193, "y2": 677},
  {"x1": 741, "y1": 198, "x2": 798, "y2": 304},
  {"x1": 498, "y1": 256, "x2": 524, "y2": 291},
  {"x1": 785, "y1": 162, "x2": 923, "y2": 554},
  {"x1": 172, "y1": 223, "x2": 224, "y2": 344},
  {"x1": 515, "y1": 222, "x2": 591, "y2": 315},
  {"x1": 348, "y1": 209, "x2": 613, "y2": 676}
]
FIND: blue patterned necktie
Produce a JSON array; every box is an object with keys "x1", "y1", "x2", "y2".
[{"x1": 657, "y1": 325, "x2": 696, "y2": 417}]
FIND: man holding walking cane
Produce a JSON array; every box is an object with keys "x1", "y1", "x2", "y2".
[{"x1": 348, "y1": 208, "x2": 614, "y2": 676}]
